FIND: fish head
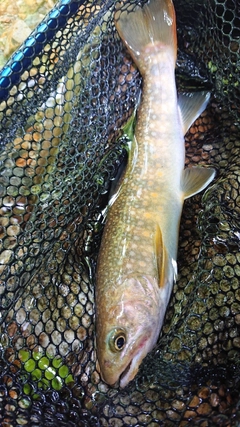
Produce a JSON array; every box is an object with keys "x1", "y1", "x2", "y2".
[{"x1": 96, "y1": 274, "x2": 165, "y2": 388}]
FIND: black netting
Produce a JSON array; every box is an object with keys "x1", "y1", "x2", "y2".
[{"x1": 0, "y1": 0, "x2": 240, "y2": 425}]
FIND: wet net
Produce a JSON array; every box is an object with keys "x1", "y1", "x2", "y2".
[{"x1": 0, "y1": 0, "x2": 240, "y2": 425}]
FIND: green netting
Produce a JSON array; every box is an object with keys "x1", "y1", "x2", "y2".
[{"x1": 0, "y1": 0, "x2": 240, "y2": 425}]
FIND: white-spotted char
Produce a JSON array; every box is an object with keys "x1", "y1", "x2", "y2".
[{"x1": 96, "y1": 0, "x2": 216, "y2": 388}]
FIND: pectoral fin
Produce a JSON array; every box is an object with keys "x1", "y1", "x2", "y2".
[
  {"x1": 181, "y1": 167, "x2": 216, "y2": 199},
  {"x1": 155, "y1": 225, "x2": 178, "y2": 289},
  {"x1": 178, "y1": 92, "x2": 210, "y2": 135},
  {"x1": 155, "y1": 224, "x2": 168, "y2": 288}
]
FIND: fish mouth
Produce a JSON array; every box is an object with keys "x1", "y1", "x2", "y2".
[
  {"x1": 119, "y1": 333, "x2": 153, "y2": 388},
  {"x1": 119, "y1": 351, "x2": 144, "y2": 388},
  {"x1": 119, "y1": 360, "x2": 133, "y2": 388}
]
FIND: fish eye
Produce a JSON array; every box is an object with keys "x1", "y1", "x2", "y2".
[
  {"x1": 115, "y1": 335, "x2": 125, "y2": 351},
  {"x1": 109, "y1": 329, "x2": 126, "y2": 352}
]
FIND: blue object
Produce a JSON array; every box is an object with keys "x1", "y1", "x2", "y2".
[{"x1": 0, "y1": 0, "x2": 85, "y2": 101}]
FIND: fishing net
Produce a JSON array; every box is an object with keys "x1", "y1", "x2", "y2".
[{"x1": 0, "y1": 0, "x2": 240, "y2": 425}]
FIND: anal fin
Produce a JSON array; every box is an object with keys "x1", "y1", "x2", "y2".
[{"x1": 178, "y1": 92, "x2": 211, "y2": 135}]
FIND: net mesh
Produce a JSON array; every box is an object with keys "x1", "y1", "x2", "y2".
[{"x1": 0, "y1": 0, "x2": 240, "y2": 425}]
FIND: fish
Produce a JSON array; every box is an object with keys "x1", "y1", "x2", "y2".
[{"x1": 95, "y1": 0, "x2": 216, "y2": 388}]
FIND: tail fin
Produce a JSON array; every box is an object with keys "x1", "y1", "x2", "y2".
[{"x1": 115, "y1": 0, "x2": 177, "y2": 73}]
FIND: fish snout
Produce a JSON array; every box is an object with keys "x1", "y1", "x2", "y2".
[{"x1": 99, "y1": 359, "x2": 121, "y2": 386}]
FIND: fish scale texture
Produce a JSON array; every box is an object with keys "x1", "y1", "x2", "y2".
[{"x1": 0, "y1": 0, "x2": 240, "y2": 425}]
